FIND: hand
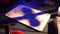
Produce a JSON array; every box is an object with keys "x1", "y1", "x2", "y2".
[
  {"x1": 56, "y1": 16, "x2": 60, "y2": 24},
  {"x1": 58, "y1": 7, "x2": 60, "y2": 16}
]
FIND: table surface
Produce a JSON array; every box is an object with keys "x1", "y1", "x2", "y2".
[{"x1": 0, "y1": 23, "x2": 47, "y2": 34}]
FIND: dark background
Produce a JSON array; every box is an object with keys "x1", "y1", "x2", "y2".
[{"x1": 0, "y1": 0, "x2": 59, "y2": 34}]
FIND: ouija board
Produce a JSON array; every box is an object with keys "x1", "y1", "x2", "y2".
[{"x1": 5, "y1": 5, "x2": 50, "y2": 31}]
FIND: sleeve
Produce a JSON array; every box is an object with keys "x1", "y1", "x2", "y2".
[{"x1": 48, "y1": 21, "x2": 58, "y2": 34}]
